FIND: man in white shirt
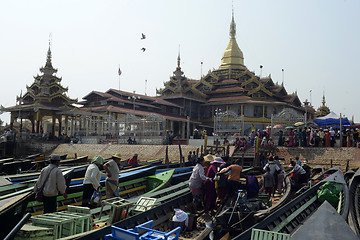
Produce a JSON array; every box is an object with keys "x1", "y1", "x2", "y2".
[
  {"x1": 104, "y1": 156, "x2": 121, "y2": 198},
  {"x1": 189, "y1": 157, "x2": 210, "y2": 211},
  {"x1": 82, "y1": 155, "x2": 105, "y2": 208},
  {"x1": 34, "y1": 155, "x2": 67, "y2": 213}
]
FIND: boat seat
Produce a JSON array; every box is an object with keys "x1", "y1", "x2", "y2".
[
  {"x1": 104, "y1": 221, "x2": 181, "y2": 240},
  {"x1": 131, "y1": 197, "x2": 158, "y2": 214},
  {"x1": 250, "y1": 228, "x2": 290, "y2": 240},
  {"x1": 104, "y1": 226, "x2": 139, "y2": 240},
  {"x1": 135, "y1": 220, "x2": 181, "y2": 240}
]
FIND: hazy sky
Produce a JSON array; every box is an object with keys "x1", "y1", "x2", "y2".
[{"x1": 1, "y1": 0, "x2": 359, "y2": 124}]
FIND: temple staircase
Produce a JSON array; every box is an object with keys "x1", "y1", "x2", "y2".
[{"x1": 231, "y1": 146, "x2": 256, "y2": 168}]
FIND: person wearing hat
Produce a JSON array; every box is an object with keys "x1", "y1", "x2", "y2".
[
  {"x1": 204, "y1": 157, "x2": 225, "y2": 214},
  {"x1": 128, "y1": 153, "x2": 139, "y2": 167},
  {"x1": 189, "y1": 156, "x2": 211, "y2": 211},
  {"x1": 104, "y1": 154, "x2": 121, "y2": 198},
  {"x1": 34, "y1": 155, "x2": 67, "y2": 213},
  {"x1": 82, "y1": 155, "x2": 105, "y2": 208}
]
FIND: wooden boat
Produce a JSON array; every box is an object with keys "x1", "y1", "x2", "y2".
[
  {"x1": 233, "y1": 168, "x2": 349, "y2": 240},
  {"x1": 348, "y1": 168, "x2": 360, "y2": 237},
  {"x1": 310, "y1": 166, "x2": 341, "y2": 186},
  {"x1": 291, "y1": 201, "x2": 358, "y2": 240},
  {"x1": 0, "y1": 169, "x2": 73, "y2": 240},
  {"x1": 21, "y1": 179, "x2": 190, "y2": 240},
  {"x1": 63, "y1": 184, "x2": 192, "y2": 240},
  {"x1": 4, "y1": 164, "x2": 89, "y2": 184},
  {"x1": 210, "y1": 175, "x2": 292, "y2": 238},
  {"x1": 345, "y1": 169, "x2": 356, "y2": 185},
  {"x1": 58, "y1": 155, "x2": 89, "y2": 166},
  {"x1": 0, "y1": 192, "x2": 33, "y2": 240},
  {"x1": 27, "y1": 168, "x2": 173, "y2": 215},
  {"x1": 156, "y1": 166, "x2": 194, "y2": 185}
]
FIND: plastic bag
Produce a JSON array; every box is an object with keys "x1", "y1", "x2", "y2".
[
  {"x1": 317, "y1": 182, "x2": 342, "y2": 208},
  {"x1": 89, "y1": 190, "x2": 102, "y2": 206}
]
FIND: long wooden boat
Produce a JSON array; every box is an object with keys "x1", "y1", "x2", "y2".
[
  {"x1": 345, "y1": 169, "x2": 356, "y2": 185},
  {"x1": 0, "y1": 192, "x2": 33, "y2": 240},
  {"x1": 291, "y1": 201, "x2": 358, "y2": 240},
  {"x1": 233, "y1": 168, "x2": 349, "y2": 240},
  {"x1": 348, "y1": 167, "x2": 360, "y2": 237},
  {"x1": 209, "y1": 175, "x2": 292, "y2": 238},
  {"x1": 27, "y1": 168, "x2": 173, "y2": 215},
  {"x1": 65, "y1": 185, "x2": 192, "y2": 240},
  {"x1": 59, "y1": 155, "x2": 89, "y2": 166},
  {"x1": 156, "y1": 166, "x2": 194, "y2": 185},
  {"x1": 4, "y1": 164, "x2": 89, "y2": 184},
  {"x1": 0, "y1": 169, "x2": 73, "y2": 240}
]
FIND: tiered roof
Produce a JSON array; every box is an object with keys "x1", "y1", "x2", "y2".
[{"x1": 20, "y1": 45, "x2": 77, "y2": 107}]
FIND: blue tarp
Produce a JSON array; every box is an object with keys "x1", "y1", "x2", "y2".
[{"x1": 314, "y1": 112, "x2": 351, "y2": 127}]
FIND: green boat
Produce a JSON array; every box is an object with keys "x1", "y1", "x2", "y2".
[{"x1": 27, "y1": 169, "x2": 174, "y2": 216}]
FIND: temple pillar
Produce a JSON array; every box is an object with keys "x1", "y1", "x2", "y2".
[
  {"x1": 65, "y1": 116, "x2": 69, "y2": 136},
  {"x1": 52, "y1": 115, "x2": 56, "y2": 138},
  {"x1": 58, "y1": 115, "x2": 62, "y2": 137},
  {"x1": 182, "y1": 121, "x2": 185, "y2": 138},
  {"x1": 70, "y1": 117, "x2": 74, "y2": 137},
  {"x1": 85, "y1": 117, "x2": 89, "y2": 136}
]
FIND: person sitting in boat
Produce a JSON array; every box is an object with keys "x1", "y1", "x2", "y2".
[
  {"x1": 104, "y1": 155, "x2": 121, "y2": 199},
  {"x1": 288, "y1": 160, "x2": 307, "y2": 185},
  {"x1": 82, "y1": 155, "x2": 106, "y2": 208},
  {"x1": 189, "y1": 157, "x2": 211, "y2": 211},
  {"x1": 34, "y1": 154, "x2": 68, "y2": 213},
  {"x1": 128, "y1": 153, "x2": 139, "y2": 167}
]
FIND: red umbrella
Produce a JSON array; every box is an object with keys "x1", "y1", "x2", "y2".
[{"x1": 273, "y1": 124, "x2": 283, "y2": 129}]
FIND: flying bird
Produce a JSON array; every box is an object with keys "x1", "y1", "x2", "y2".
[
  {"x1": 141, "y1": 47, "x2": 146, "y2": 52},
  {"x1": 141, "y1": 33, "x2": 146, "y2": 40}
]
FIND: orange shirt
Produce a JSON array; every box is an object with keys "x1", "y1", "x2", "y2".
[{"x1": 226, "y1": 164, "x2": 242, "y2": 182}]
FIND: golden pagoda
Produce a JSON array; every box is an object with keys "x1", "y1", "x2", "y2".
[
  {"x1": 315, "y1": 94, "x2": 330, "y2": 117},
  {"x1": 158, "y1": 13, "x2": 304, "y2": 134}
]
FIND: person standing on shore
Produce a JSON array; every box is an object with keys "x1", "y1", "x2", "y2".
[
  {"x1": 82, "y1": 155, "x2": 105, "y2": 208},
  {"x1": 34, "y1": 155, "x2": 67, "y2": 213},
  {"x1": 104, "y1": 156, "x2": 121, "y2": 199}
]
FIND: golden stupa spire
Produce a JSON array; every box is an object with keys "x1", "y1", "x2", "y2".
[{"x1": 219, "y1": 10, "x2": 245, "y2": 70}]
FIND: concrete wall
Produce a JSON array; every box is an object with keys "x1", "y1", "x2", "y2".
[
  {"x1": 51, "y1": 143, "x2": 360, "y2": 171},
  {"x1": 277, "y1": 147, "x2": 360, "y2": 171},
  {"x1": 52, "y1": 144, "x2": 202, "y2": 163}
]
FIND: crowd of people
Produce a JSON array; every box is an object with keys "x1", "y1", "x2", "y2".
[
  {"x1": 188, "y1": 152, "x2": 313, "y2": 216},
  {"x1": 277, "y1": 127, "x2": 360, "y2": 148}
]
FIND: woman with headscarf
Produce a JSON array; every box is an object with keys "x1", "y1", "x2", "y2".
[
  {"x1": 204, "y1": 157, "x2": 224, "y2": 214},
  {"x1": 82, "y1": 155, "x2": 106, "y2": 208}
]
